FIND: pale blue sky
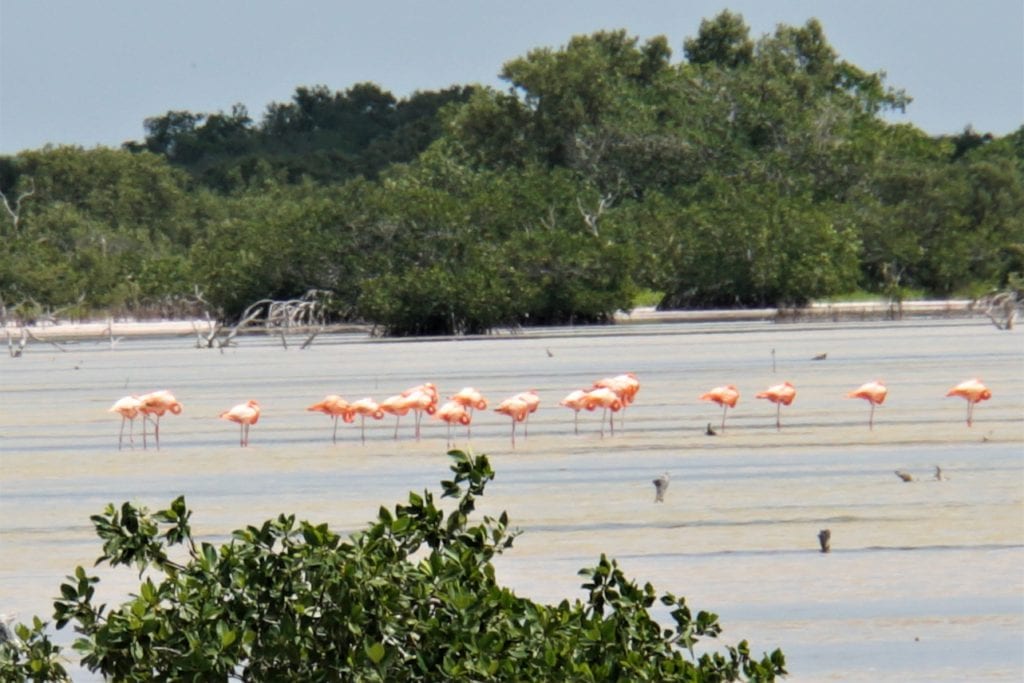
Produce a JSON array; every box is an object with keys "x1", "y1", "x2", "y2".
[{"x1": 1, "y1": 0, "x2": 1021, "y2": 154}]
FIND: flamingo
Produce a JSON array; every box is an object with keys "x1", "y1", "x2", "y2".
[
  {"x1": 450, "y1": 387, "x2": 487, "y2": 438},
  {"x1": 220, "y1": 400, "x2": 260, "y2": 447},
  {"x1": 138, "y1": 390, "x2": 183, "y2": 450},
  {"x1": 348, "y1": 397, "x2": 384, "y2": 444},
  {"x1": 582, "y1": 386, "x2": 623, "y2": 437},
  {"x1": 946, "y1": 379, "x2": 991, "y2": 427},
  {"x1": 559, "y1": 389, "x2": 589, "y2": 435},
  {"x1": 109, "y1": 395, "x2": 143, "y2": 450},
  {"x1": 435, "y1": 400, "x2": 471, "y2": 446},
  {"x1": 756, "y1": 381, "x2": 796, "y2": 431},
  {"x1": 494, "y1": 394, "x2": 531, "y2": 448},
  {"x1": 401, "y1": 383, "x2": 439, "y2": 441},
  {"x1": 379, "y1": 393, "x2": 414, "y2": 440},
  {"x1": 593, "y1": 373, "x2": 640, "y2": 428},
  {"x1": 846, "y1": 380, "x2": 887, "y2": 430},
  {"x1": 699, "y1": 385, "x2": 740, "y2": 433},
  {"x1": 306, "y1": 395, "x2": 351, "y2": 443},
  {"x1": 512, "y1": 390, "x2": 540, "y2": 439}
]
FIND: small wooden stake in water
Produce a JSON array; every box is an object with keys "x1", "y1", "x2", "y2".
[{"x1": 818, "y1": 529, "x2": 831, "y2": 553}]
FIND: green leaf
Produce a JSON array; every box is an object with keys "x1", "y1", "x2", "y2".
[{"x1": 365, "y1": 641, "x2": 386, "y2": 664}]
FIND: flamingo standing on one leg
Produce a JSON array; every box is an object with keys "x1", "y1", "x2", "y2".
[
  {"x1": 138, "y1": 390, "x2": 183, "y2": 450},
  {"x1": 946, "y1": 379, "x2": 991, "y2": 427},
  {"x1": 512, "y1": 390, "x2": 540, "y2": 440},
  {"x1": 306, "y1": 395, "x2": 351, "y2": 443},
  {"x1": 379, "y1": 393, "x2": 414, "y2": 440},
  {"x1": 699, "y1": 385, "x2": 740, "y2": 433},
  {"x1": 109, "y1": 395, "x2": 143, "y2": 450},
  {"x1": 846, "y1": 380, "x2": 888, "y2": 430},
  {"x1": 435, "y1": 400, "x2": 471, "y2": 447},
  {"x1": 450, "y1": 387, "x2": 487, "y2": 439},
  {"x1": 348, "y1": 397, "x2": 384, "y2": 444},
  {"x1": 756, "y1": 381, "x2": 796, "y2": 431},
  {"x1": 559, "y1": 389, "x2": 589, "y2": 435},
  {"x1": 220, "y1": 400, "x2": 260, "y2": 447},
  {"x1": 494, "y1": 394, "x2": 531, "y2": 448}
]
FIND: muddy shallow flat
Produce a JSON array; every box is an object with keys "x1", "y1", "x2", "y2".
[{"x1": 2, "y1": 318, "x2": 1022, "y2": 681}]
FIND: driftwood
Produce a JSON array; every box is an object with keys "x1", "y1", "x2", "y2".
[
  {"x1": 973, "y1": 288, "x2": 1021, "y2": 330},
  {"x1": 195, "y1": 289, "x2": 332, "y2": 351}
]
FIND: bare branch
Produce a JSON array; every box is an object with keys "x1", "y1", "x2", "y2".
[{"x1": 0, "y1": 178, "x2": 36, "y2": 231}]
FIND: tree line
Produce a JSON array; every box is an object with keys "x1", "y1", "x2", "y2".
[{"x1": 1, "y1": 12, "x2": 1021, "y2": 335}]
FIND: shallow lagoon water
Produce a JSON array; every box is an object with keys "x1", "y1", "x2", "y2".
[{"x1": 2, "y1": 318, "x2": 1022, "y2": 681}]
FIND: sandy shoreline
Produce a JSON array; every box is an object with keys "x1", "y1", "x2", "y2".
[{"x1": 3, "y1": 299, "x2": 982, "y2": 342}]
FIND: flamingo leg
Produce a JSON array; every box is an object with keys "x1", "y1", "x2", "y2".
[
  {"x1": 118, "y1": 417, "x2": 127, "y2": 450},
  {"x1": 142, "y1": 416, "x2": 149, "y2": 450},
  {"x1": 511, "y1": 419, "x2": 517, "y2": 449},
  {"x1": 869, "y1": 403, "x2": 875, "y2": 431},
  {"x1": 610, "y1": 410, "x2": 615, "y2": 436},
  {"x1": 776, "y1": 403, "x2": 781, "y2": 431},
  {"x1": 600, "y1": 408, "x2": 607, "y2": 438},
  {"x1": 332, "y1": 415, "x2": 338, "y2": 444},
  {"x1": 393, "y1": 416, "x2": 400, "y2": 440},
  {"x1": 721, "y1": 404, "x2": 727, "y2": 433},
  {"x1": 154, "y1": 415, "x2": 161, "y2": 451},
  {"x1": 967, "y1": 401, "x2": 974, "y2": 427},
  {"x1": 573, "y1": 410, "x2": 579, "y2": 435},
  {"x1": 361, "y1": 416, "x2": 366, "y2": 445},
  {"x1": 415, "y1": 411, "x2": 422, "y2": 442}
]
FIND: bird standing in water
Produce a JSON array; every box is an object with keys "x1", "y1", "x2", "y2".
[
  {"x1": 653, "y1": 472, "x2": 670, "y2": 502},
  {"x1": 220, "y1": 400, "x2": 260, "y2": 447},
  {"x1": 846, "y1": 380, "x2": 888, "y2": 430},
  {"x1": 756, "y1": 382, "x2": 797, "y2": 431},
  {"x1": 700, "y1": 384, "x2": 740, "y2": 433},
  {"x1": 945, "y1": 379, "x2": 991, "y2": 427}
]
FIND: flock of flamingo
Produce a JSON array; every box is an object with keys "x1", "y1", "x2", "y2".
[{"x1": 108, "y1": 375, "x2": 993, "y2": 450}]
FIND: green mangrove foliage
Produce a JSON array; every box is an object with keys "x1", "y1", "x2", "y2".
[
  {"x1": 1, "y1": 13, "x2": 1021, "y2": 333},
  {"x1": 0, "y1": 452, "x2": 786, "y2": 681}
]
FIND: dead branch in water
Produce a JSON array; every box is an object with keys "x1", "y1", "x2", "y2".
[{"x1": 973, "y1": 286, "x2": 1022, "y2": 331}]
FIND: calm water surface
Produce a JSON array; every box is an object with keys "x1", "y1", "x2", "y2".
[{"x1": 2, "y1": 319, "x2": 1022, "y2": 681}]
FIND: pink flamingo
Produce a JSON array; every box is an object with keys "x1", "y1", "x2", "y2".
[
  {"x1": 307, "y1": 395, "x2": 351, "y2": 443},
  {"x1": 494, "y1": 394, "x2": 531, "y2": 448},
  {"x1": 435, "y1": 400, "x2": 471, "y2": 446},
  {"x1": 559, "y1": 389, "x2": 589, "y2": 435},
  {"x1": 220, "y1": 400, "x2": 260, "y2": 447},
  {"x1": 582, "y1": 386, "x2": 623, "y2": 437},
  {"x1": 700, "y1": 385, "x2": 740, "y2": 433},
  {"x1": 109, "y1": 395, "x2": 143, "y2": 450},
  {"x1": 138, "y1": 390, "x2": 183, "y2": 450},
  {"x1": 348, "y1": 397, "x2": 384, "y2": 444},
  {"x1": 846, "y1": 381, "x2": 887, "y2": 430},
  {"x1": 946, "y1": 379, "x2": 991, "y2": 427},
  {"x1": 449, "y1": 387, "x2": 488, "y2": 438},
  {"x1": 756, "y1": 381, "x2": 796, "y2": 431}
]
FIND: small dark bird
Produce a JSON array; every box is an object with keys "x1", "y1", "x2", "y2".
[
  {"x1": 812, "y1": 353, "x2": 828, "y2": 361},
  {"x1": 934, "y1": 465, "x2": 945, "y2": 481},
  {"x1": 545, "y1": 348, "x2": 554, "y2": 357},
  {"x1": 705, "y1": 422, "x2": 717, "y2": 436},
  {"x1": 818, "y1": 529, "x2": 831, "y2": 553},
  {"x1": 652, "y1": 472, "x2": 670, "y2": 502},
  {"x1": 894, "y1": 470, "x2": 913, "y2": 482}
]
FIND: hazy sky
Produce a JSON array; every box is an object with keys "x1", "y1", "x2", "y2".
[{"x1": 1, "y1": 0, "x2": 1021, "y2": 154}]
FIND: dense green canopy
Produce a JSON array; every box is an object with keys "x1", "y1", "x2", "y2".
[{"x1": 2, "y1": 13, "x2": 1021, "y2": 335}]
